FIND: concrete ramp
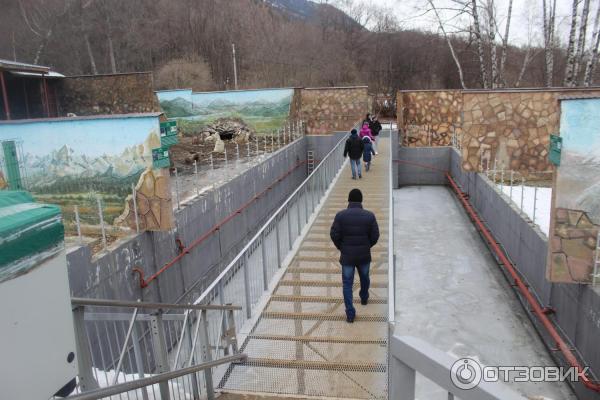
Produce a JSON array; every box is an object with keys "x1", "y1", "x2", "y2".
[{"x1": 219, "y1": 139, "x2": 390, "y2": 399}]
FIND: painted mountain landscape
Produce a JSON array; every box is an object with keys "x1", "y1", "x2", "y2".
[{"x1": 157, "y1": 88, "x2": 294, "y2": 132}]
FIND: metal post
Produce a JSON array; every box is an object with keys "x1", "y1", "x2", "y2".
[
  {"x1": 194, "y1": 159, "x2": 198, "y2": 174},
  {"x1": 224, "y1": 147, "x2": 228, "y2": 167},
  {"x1": 389, "y1": 356, "x2": 416, "y2": 400},
  {"x1": 261, "y1": 232, "x2": 269, "y2": 290},
  {"x1": 264, "y1": 136, "x2": 268, "y2": 153},
  {"x1": 131, "y1": 325, "x2": 150, "y2": 400},
  {"x1": 232, "y1": 43, "x2": 238, "y2": 90},
  {"x1": 112, "y1": 308, "x2": 139, "y2": 384},
  {"x1": 199, "y1": 310, "x2": 215, "y2": 400},
  {"x1": 174, "y1": 168, "x2": 181, "y2": 210},
  {"x1": 271, "y1": 134, "x2": 274, "y2": 151},
  {"x1": 96, "y1": 196, "x2": 107, "y2": 251},
  {"x1": 520, "y1": 177, "x2": 525, "y2": 211},
  {"x1": 304, "y1": 187, "x2": 309, "y2": 223},
  {"x1": 500, "y1": 169, "x2": 505, "y2": 194},
  {"x1": 72, "y1": 307, "x2": 100, "y2": 392},
  {"x1": 183, "y1": 313, "x2": 201, "y2": 399},
  {"x1": 210, "y1": 153, "x2": 214, "y2": 170},
  {"x1": 255, "y1": 136, "x2": 259, "y2": 154},
  {"x1": 243, "y1": 254, "x2": 252, "y2": 319},
  {"x1": 235, "y1": 143, "x2": 240, "y2": 161},
  {"x1": 275, "y1": 219, "x2": 282, "y2": 268},
  {"x1": 296, "y1": 198, "x2": 301, "y2": 235},
  {"x1": 287, "y1": 207, "x2": 293, "y2": 250},
  {"x1": 509, "y1": 170, "x2": 514, "y2": 201},
  {"x1": 247, "y1": 141, "x2": 251, "y2": 157},
  {"x1": 533, "y1": 186, "x2": 538, "y2": 224},
  {"x1": 150, "y1": 312, "x2": 171, "y2": 400},
  {"x1": 74, "y1": 205, "x2": 83, "y2": 245},
  {"x1": 493, "y1": 158, "x2": 497, "y2": 182},
  {"x1": 132, "y1": 184, "x2": 140, "y2": 233}
]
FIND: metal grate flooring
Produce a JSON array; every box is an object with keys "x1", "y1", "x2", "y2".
[{"x1": 220, "y1": 138, "x2": 390, "y2": 399}]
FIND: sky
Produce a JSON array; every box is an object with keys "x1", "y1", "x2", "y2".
[{"x1": 330, "y1": 0, "x2": 576, "y2": 47}]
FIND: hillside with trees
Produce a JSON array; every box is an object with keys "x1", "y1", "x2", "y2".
[{"x1": 2, "y1": 0, "x2": 600, "y2": 93}]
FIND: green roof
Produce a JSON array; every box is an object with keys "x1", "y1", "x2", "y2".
[{"x1": 0, "y1": 191, "x2": 64, "y2": 282}]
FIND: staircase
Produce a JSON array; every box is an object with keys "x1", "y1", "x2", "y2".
[{"x1": 219, "y1": 139, "x2": 390, "y2": 399}]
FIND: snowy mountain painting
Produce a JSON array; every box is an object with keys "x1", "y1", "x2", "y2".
[
  {"x1": 0, "y1": 115, "x2": 161, "y2": 225},
  {"x1": 156, "y1": 88, "x2": 294, "y2": 132}
]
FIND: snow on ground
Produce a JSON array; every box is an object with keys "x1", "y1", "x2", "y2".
[{"x1": 496, "y1": 184, "x2": 552, "y2": 236}]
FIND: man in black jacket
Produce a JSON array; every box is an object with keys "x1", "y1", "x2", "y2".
[
  {"x1": 330, "y1": 188, "x2": 380, "y2": 322},
  {"x1": 343, "y1": 129, "x2": 364, "y2": 179},
  {"x1": 369, "y1": 116, "x2": 382, "y2": 154}
]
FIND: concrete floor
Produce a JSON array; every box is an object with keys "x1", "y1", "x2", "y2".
[{"x1": 393, "y1": 186, "x2": 576, "y2": 400}]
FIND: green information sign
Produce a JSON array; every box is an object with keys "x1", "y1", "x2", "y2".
[
  {"x1": 549, "y1": 134, "x2": 562, "y2": 166},
  {"x1": 160, "y1": 121, "x2": 179, "y2": 147},
  {"x1": 152, "y1": 147, "x2": 171, "y2": 169}
]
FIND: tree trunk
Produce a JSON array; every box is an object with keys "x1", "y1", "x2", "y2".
[
  {"x1": 499, "y1": 0, "x2": 513, "y2": 87},
  {"x1": 471, "y1": 0, "x2": 488, "y2": 88},
  {"x1": 85, "y1": 34, "x2": 98, "y2": 75},
  {"x1": 574, "y1": 0, "x2": 591, "y2": 85},
  {"x1": 427, "y1": 0, "x2": 467, "y2": 89},
  {"x1": 584, "y1": 1, "x2": 600, "y2": 85},
  {"x1": 33, "y1": 29, "x2": 52, "y2": 65},
  {"x1": 515, "y1": 48, "x2": 534, "y2": 87},
  {"x1": 564, "y1": 0, "x2": 580, "y2": 86},
  {"x1": 487, "y1": 0, "x2": 498, "y2": 88},
  {"x1": 108, "y1": 33, "x2": 117, "y2": 73},
  {"x1": 542, "y1": 0, "x2": 556, "y2": 87}
]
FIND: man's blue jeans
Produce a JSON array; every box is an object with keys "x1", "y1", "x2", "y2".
[
  {"x1": 350, "y1": 158, "x2": 362, "y2": 178},
  {"x1": 342, "y1": 263, "x2": 370, "y2": 318}
]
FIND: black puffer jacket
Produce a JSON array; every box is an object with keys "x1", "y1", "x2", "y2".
[
  {"x1": 330, "y1": 203, "x2": 380, "y2": 265},
  {"x1": 344, "y1": 134, "x2": 364, "y2": 160}
]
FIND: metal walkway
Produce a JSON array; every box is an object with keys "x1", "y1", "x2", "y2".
[{"x1": 219, "y1": 138, "x2": 390, "y2": 399}]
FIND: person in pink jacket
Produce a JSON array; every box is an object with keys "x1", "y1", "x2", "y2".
[{"x1": 359, "y1": 122, "x2": 374, "y2": 141}]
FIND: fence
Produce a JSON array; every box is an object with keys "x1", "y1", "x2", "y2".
[
  {"x1": 68, "y1": 298, "x2": 243, "y2": 400},
  {"x1": 191, "y1": 131, "x2": 349, "y2": 340}
]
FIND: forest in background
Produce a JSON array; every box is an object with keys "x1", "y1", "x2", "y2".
[{"x1": 2, "y1": 0, "x2": 599, "y2": 93}]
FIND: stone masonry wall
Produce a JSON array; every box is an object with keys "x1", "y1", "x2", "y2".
[
  {"x1": 398, "y1": 90, "x2": 462, "y2": 147},
  {"x1": 299, "y1": 87, "x2": 369, "y2": 135},
  {"x1": 58, "y1": 72, "x2": 161, "y2": 116}
]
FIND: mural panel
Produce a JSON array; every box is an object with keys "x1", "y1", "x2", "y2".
[
  {"x1": 548, "y1": 98, "x2": 600, "y2": 283},
  {"x1": 0, "y1": 115, "x2": 161, "y2": 228},
  {"x1": 156, "y1": 88, "x2": 293, "y2": 133}
]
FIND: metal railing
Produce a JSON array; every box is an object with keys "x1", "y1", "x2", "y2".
[
  {"x1": 389, "y1": 335, "x2": 525, "y2": 400},
  {"x1": 190, "y1": 131, "x2": 349, "y2": 338},
  {"x1": 69, "y1": 298, "x2": 243, "y2": 400}
]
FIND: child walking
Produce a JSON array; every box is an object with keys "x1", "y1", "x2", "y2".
[{"x1": 362, "y1": 136, "x2": 376, "y2": 172}]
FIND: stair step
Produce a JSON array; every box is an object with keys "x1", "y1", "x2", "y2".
[
  {"x1": 279, "y1": 280, "x2": 387, "y2": 288},
  {"x1": 262, "y1": 311, "x2": 387, "y2": 322},
  {"x1": 270, "y1": 294, "x2": 387, "y2": 304},
  {"x1": 286, "y1": 267, "x2": 387, "y2": 275},
  {"x1": 242, "y1": 357, "x2": 387, "y2": 373},
  {"x1": 247, "y1": 334, "x2": 387, "y2": 345}
]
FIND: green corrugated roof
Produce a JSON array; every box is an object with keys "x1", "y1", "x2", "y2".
[{"x1": 0, "y1": 191, "x2": 64, "y2": 281}]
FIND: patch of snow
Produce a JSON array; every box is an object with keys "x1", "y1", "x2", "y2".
[{"x1": 496, "y1": 184, "x2": 552, "y2": 236}]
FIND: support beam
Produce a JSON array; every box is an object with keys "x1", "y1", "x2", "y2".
[{"x1": 0, "y1": 71, "x2": 10, "y2": 120}]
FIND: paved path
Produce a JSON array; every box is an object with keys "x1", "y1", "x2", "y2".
[{"x1": 220, "y1": 138, "x2": 390, "y2": 399}]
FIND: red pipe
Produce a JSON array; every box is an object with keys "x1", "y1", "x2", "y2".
[
  {"x1": 132, "y1": 160, "x2": 306, "y2": 288},
  {"x1": 445, "y1": 172, "x2": 600, "y2": 392}
]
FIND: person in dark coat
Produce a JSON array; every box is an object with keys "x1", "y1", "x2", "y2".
[
  {"x1": 369, "y1": 116, "x2": 382, "y2": 154},
  {"x1": 343, "y1": 129, "x2": 364, "y2": 179},
  {"x1": 330, "y1": 188, "x2": 380, "y2": 322},
  {"x1": 362, "y1": 136, "x2": 375, "y2": 171}
]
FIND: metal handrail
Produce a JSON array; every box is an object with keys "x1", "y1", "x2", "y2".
[
  {"x1": 71, "y1": 297, "x2": 241, "y2": 311},
  {"x1": 66, "y1": 354, "x2": 247, "y2": 400},
  {"x1": 388, "y1": 123, "x2": 396, "y2": 322},
  {"x1": 193, "y1": 132, "x2": 350, "y2": 306}
]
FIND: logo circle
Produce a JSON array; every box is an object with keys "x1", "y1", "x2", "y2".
[{"x1": 450, "y1": 358, "x2": 482, "y2": 390}]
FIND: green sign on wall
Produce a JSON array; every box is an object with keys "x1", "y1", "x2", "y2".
[
  {"x1": 160, "y1": 121, "x2": 178, "y2": 147},
  {"x1": 549, "y1": 134, "x2": 562, "y2": 166},
  {"x1": 152, "y1": 147, "x2": 171, "y2": 169}
]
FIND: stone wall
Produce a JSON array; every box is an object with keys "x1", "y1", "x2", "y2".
[
  {"x1": 58, "y1": 72, "x2": 160, "y2": 116},
  {"x1": 398, "y1": 90, "x2": 462, "y2": 147},
  {"x1": 299, "y1": 86, "x2": 369, "y2": 135}
]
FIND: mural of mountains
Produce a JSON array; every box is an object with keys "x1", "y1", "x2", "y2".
[{"x1": 161, "y1": 97, "x2": 195, "y2": 118}]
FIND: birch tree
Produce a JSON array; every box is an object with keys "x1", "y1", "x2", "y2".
[
  {"x1": 542, "y1": 0, "x2": 557, "y2": 86},
  {"x1": 584, "y1": 0, "x2": 600, "y2": 85},
  {"x1": 498, "y1": 0, "x2": 513, "y2": 87},
  {"x1": 471, "y1": 0, "x2": 489, "y2": 88},
  {"x1": 564, "y1": 0, "x2": 580, "y2": 86},
  {"x1": 574, "y1": 0, "x2": 591, "y2": 83}
]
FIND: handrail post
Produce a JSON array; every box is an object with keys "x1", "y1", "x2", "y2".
[
  {"x1": 243, "y1": 253, "x2": 252, "y2": 319},
  {"x1": 72, "y1": 306, "x2": 100, "y2": 392},
  {"x1": 199, "y1": 310, "x2": 215, "y2": 400},
  {"x1": 261, "y1": 231, "x2": 269, "y2": 290},
  {"x1": 287, "y1": 206, "x2": 293, "y2": 250},
  {"x1": 131, "y1": 324, "x2": 150, "y2": 400},
  {"x1": 226, "y1": 308, "x2": 239, "y2": 353},
  {"x1": 150, "y1": 312, "x2": 171, "y2": 400},
  {"x1": 275, "y1": 218, "x2": 282, "y2": 268},
  {"x1": 390, "y1": 355, "x2": 416, "y2": 400},
  {"x1": 296, "y1": 196, "x2": 302, "y2": 235}
]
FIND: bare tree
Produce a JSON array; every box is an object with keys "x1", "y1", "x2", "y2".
[
  {"x1": 498, "y1": 0, "x2": 513, "y2": 86},
  {"x1": 564, "y1": 0, "x2": 580, "y2": 86},
  {"x1": 542, "y1": 0, "x2": 557, "y2": 86},
  {"x1": 471, "y1": 0, "x2": 489, "y2": 88},
  {"x1": 584, "y1": 0, "x2": 600, "y2": 85}
]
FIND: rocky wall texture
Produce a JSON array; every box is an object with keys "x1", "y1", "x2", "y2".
[
  {"x1": 299, "y1": 87, "x2": 368, "y2": 135},
  {"x1": 115, "y1": 169, "x2": 174, "y2": 231},
  {"x1": 398, "y1": 90, "x2": 462, "y2": 147},
  {"x1": 58, "y1": 73, "x2": 160, "y2": 116}
]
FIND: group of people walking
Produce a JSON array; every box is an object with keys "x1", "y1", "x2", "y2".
[
  {"x1": 330, "y1": 114, "x2": 383, "y2": 323},
  {"x1": 343, "y1": 114, "x2": 382, "y2": 179}
]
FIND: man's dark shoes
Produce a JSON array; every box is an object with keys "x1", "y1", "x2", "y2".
[
  {"x1": 361, "y1": 299, "x2": 368, "y2": 305},
  {"x1": 346, "y1": 316, "x2": 355, "y2": 323}
]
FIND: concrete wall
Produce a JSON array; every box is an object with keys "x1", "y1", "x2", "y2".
[
  {"x1": 448, "y1": 148, "x2": 600, "y2": 400},
  {"x1": 58, "y1": 73, "x2": 160, "y2": 116},
  {"x1": 67, "y1": 138, "x2": 308, "y2": 305},
  {"x1": 397, "y1": 147, "x2": 450, "y2": 186}
]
